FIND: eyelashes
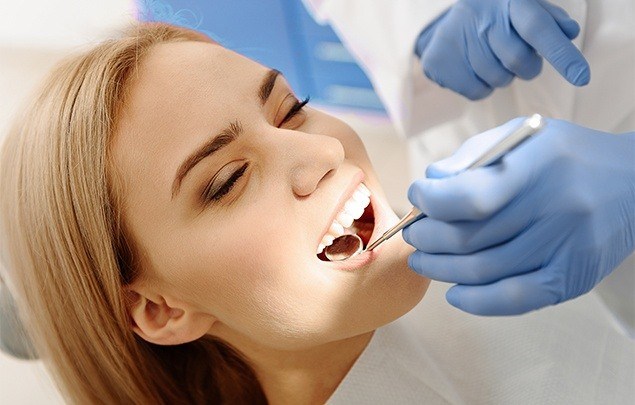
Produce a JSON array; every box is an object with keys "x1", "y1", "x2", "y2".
[
  {"x1": 202, "y1": 161, "x2": 249, "y2": 204},
  {"x1": 280, "y1": 96, "x2": 310, "y2": 126},
  {"x1": 201, "y1": 95, "x2": 310, "y2": 205}
]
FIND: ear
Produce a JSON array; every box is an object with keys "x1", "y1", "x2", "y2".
[{"x1": 125, "y1": 288, "x2": 216, "y2": 345}]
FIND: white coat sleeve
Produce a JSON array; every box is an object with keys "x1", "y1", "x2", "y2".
[{"x1": 301, "y1": 0, "x2": 469, "y2": 138}]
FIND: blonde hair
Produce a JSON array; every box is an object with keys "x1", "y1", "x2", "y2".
[{"x1": 0, "y1": 23, "x2": 266, "y2": 404}]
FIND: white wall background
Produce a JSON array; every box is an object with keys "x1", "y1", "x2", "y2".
[{"x1": 0, "y1": 0, "x2": 136, "y2": 138}]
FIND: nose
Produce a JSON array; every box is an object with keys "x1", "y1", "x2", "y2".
[{"x1": 288, "y1": 133, "x2": 345, "y2": 197}]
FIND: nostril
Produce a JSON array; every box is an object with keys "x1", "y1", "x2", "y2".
[
  {"x1": 291, "y1": 167, "x2": 338, "y2": 198},
  {"x1": 322, "y1": 168, "x2": 337, "y2": 182}
]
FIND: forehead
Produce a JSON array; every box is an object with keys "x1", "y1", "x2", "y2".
[
  {"x1": 131, "y1": 40, "x2": 266, "y2": 111},
  {"x1": 111, "y1": 41, "x2": 267, "y2": 214}
]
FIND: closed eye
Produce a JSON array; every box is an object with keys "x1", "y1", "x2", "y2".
[
  {"x1": 201, "y1": 161, "x2": 249, "y2": 205},
  {"x1": 199, "y1": 95, "x2": 309, "y2": 206},
  {"x1": 280, "y1": 96, "x2": 310, "y2": 127}
]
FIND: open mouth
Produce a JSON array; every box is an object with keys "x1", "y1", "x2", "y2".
[{"x1": 317, "y1": 183, "x2": 376, "y2": 262}]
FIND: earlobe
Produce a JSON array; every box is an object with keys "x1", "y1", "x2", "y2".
[{"x1": 126, "y1": 288, "x2": 215, "y2": 346}]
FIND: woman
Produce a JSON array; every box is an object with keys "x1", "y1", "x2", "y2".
[
  {"x1": 0, "y1": 23, "x2": 632, "y2": 404},
  {"x1": 0, "y1": 22, "x2": 426, "y2": 403}
]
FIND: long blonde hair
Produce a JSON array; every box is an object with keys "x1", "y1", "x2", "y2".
[{"x1": 0, "y1": 23, "x2": 266, "y2": 404}]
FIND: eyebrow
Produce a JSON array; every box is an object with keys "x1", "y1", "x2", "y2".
[
  {"x1": 171, "y1": 120, "x2": 243, "y2": 199},
  {"x1": 171, "y1": 69, "x2": 280, "y2": 199},
  {"x1": 259, "y1": 69, "x2": 280, "y2": 105}
]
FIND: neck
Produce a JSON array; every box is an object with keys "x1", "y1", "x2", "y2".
[{"x1": 218, "y1": 329, "x2": 374, "y2": 404}]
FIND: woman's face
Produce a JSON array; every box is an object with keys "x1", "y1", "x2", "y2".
[{"x1": 112, "y1": 41, "x2": 429, "y2": 350}]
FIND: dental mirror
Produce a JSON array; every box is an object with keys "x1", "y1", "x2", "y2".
[{"x1": 324, "y1": 234, "x2": 363, "y2": 261}]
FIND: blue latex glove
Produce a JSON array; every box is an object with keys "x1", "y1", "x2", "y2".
[
  {"x1": 404, "y1": 118, "x2": 635, "y2": 315},
  {"x1": 415, "y1": 0, "x2": 590, "y2": 100}
]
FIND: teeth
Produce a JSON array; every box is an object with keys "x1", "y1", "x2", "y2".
[
  {"x1": 317, "y1": 182, "x2": 373, "y2": 254},
  {"x1": 329, "y1": 221, "x2": 344, "y2": 236},
  {"x1": 352, "y1": 190, "x2": 367, "y2": 203},
  {"x1": 359, "y1": 183, "x2": 371, "y2": 196},
  {"x1": 345, "y1": 200, "x2": 365, "y2": 220},
  {"x1": 323, "y1": 234, "x2": 335, "y2": 246},
  {"x1": 337, "y1": 211, "x2": 354, "y2": 228}
]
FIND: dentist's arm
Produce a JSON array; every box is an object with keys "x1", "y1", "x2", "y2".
[
  {"x1": 415, "y1": 0, "x2": 590, "y2": 100},
  {"x1": 404, "y1": 118, "x2": 635, "y2": 315}
]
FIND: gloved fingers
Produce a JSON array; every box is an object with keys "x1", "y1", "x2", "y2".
[
  {"x1": 420, "y1": 30, "x2": 493, "y2": 100},
  {"x1": 409, "y1": 165, "x2": 523, "y2": 221},
  {"x1": 445, "y1": 268, "x2": 563, "y2": 315},
  {"x1": 488, "y1": 22, "x2": 542, "y2": 80},
  {"x1": 411, "y1": 121, "x2": 531, "y2": 222},
  {"x1": 510, "y1": 0, "x2": 590, "y2": 86},
  {"x1": 402, "y1": 200, "x2": 529, "y2": 254},
  {"x1": 425, "y1": 118, "x2": 525, "y2": 179},
  {"x1": 537, "y1": 0, "x2": 580, "y2": 39},
  {"x1": 414, "y1": 9, "x2": 450, "y2": 57},
  {"x1": 465, "y1": 35, "x2": 514, "y2": 88},
  {"x1": 406, "y1": 226, "x2": 545, "y2": 284}
]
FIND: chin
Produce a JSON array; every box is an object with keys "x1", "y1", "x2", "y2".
[
  {"x1": 337, "y1": 236, "x2": 430, "y2": 338},
  {"x1": 377, "y1": 223, "x2": 431, "y2": 303}
]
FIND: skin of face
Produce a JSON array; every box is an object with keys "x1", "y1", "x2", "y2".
[{"x1": 112, "y1": 41, "x2": 429, "y2": 360}]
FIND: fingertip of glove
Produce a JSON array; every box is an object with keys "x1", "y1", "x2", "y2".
[
  {"x1": 568, "y1": 62, "x2": 590, "y2": 86},
  {"x1": 407, "y1": 252, "x2": 428, "y2": 277},
  {"x1": 425, "y1": 163, "x2": 448, "y2": 179},
  {"x1": 562, "y1": 19, "x2": 580, "y2": 40},
  {"x1": 446, "y1": 287, "x2": 461, "y2": 308},
  {"x1": 402, "y1": 227, "x2": 411, "y2": 245},
  {"x1": 407, "y1": 180, "x2": 425, "y2": 207},
  {"x1": 407, "y1": 252, "x2": 417, "y2": 271},
  {"x1": 407, "y1": 180, "x2": 416, "y2": 196}
]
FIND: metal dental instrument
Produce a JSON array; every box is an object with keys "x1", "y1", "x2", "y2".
[{"x1": 323, "y1": 114, "x2": 546, "y2": 262}]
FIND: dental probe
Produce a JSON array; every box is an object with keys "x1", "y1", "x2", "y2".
[{"x1": 324, "y1": 114, "x2": 545, "y2": 261}]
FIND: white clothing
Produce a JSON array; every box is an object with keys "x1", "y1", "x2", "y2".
[
  {"x1": 327, "y1": 281, "x2": 635, "y2": 404},
  {"x1": 303, "y1": 0, "x2": 635, "y2": 335},
  {"x1": 303, "y1": 0, "x2": 635, "y2": 139}
]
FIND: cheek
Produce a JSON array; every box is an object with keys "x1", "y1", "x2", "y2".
[
  {"x1": 163, "y1": 214, "x2": 318, "y2": 336},
  {"x1": 202, "y1": 238, "x2": 350, "y2": 347},
  {"x1": 213, "y1": 243, "x2": 330, "y2": 341}
]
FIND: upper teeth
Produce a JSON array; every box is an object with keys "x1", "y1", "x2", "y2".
[{"x1": 318, "y1": 183, "x2": 371, "y2": 254}]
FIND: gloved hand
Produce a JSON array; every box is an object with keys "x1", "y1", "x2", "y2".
[
  {"x1": 415, "y1": 0, "x2": 590, "y2": 100},
  {"x1": 404, "y1": 118, "x2": 635, "y2": 315}
]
